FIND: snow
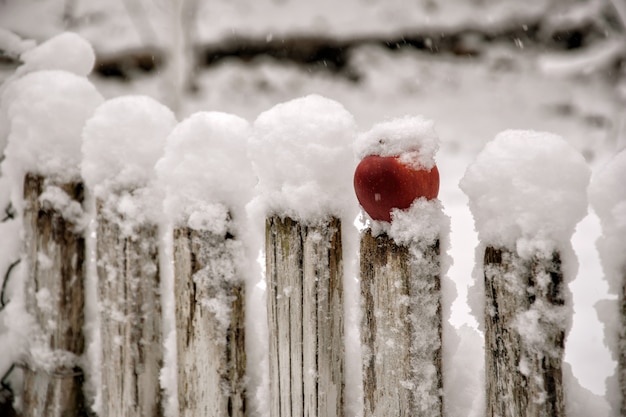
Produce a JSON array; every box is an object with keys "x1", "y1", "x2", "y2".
[
  {"x1": 249, "y1": 94, "x2": 357, "y2": 223},
  {"x1": 155, "y1": 111, "x2": 254, "y2": 235},
  {"x1": 1, "y1": 70, "x2": 103, "y2": 184},
  {"x1": 82, "y1": 95, "x2": 177, "y2": 196},
  {"x1": 354, "y1": 115, "x2": 439, "y2": 170},
  {"x1": 460, "y1": 129, "x2": 591, "y2": 251}
]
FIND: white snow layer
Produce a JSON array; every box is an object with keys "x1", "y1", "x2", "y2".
[
  {"x1": 460, "y1": 129, "x2": 590, "y2": 251},
  {"x1": 354, "y1": 115, "x2": 439, "y2": 170},
  {"x1": 82, "y1": 95, "x2": 177, "y2": 194},
  {"x1": 155, "y1": 111, "x2": 255, "y2": 235},
  {"x1": 249, "y1": 94, "x2": 357, "y2": 223},
  {"x1": 2, "y1": 70, "x2": 103, "y2": 182}
]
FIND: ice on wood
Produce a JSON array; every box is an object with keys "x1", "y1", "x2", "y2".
[
  {"x1": 460, "y1": 129, "x2": 590, "y2": 252},
  {"x1": 354, "y1": 115, "x2": 439, "y2": 170},
  {"x1": 250, "y1": 94, "x2": 356, "y2": 222},
  {"x1": 155, "y1": 111, "x2": 254, "y2": 235},
  {"x1": 2, "y1": 70, "x2": 103, "y2": 182}
]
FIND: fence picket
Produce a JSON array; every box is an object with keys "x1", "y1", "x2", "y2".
[{"x1": 22, "y1": 173, "x2": 87, "y2": 417}]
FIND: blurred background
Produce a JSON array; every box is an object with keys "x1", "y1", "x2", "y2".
[{"x1": 1, "y1": 0, "x2": 625, "y2": 411}]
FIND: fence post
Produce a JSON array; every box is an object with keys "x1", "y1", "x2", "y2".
[
  {"x1": 353, "y1": 116, "x2": 444, "y2": 417},
  {"x1": 1, "y1": 70, "x2": 103, "y2": 417},
  {"x1": 82, "y1": 95, "x2": 177, "y2": 417},
  {"x1": 250, "y1": 95, "x2": 356, "y2": 417},
  {"x1": 22, "y1": 174, "x2": 87, "y2": 417},
  {"x1": 460, "y1": 129, "x2": 591, "y2": 417},
  {"x1": 155, "y1": 112, "x2": 253, "y2": 417},
  {"x1": 589, "y1": 149, "x2": 626, "y2": 414}
]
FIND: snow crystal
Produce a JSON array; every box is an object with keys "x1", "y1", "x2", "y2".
[
  {"x1": 249, "y1": 94, "x2": 356, "y2": 223},
  {"x1": 354, "y1": 115, "x2": 439, "y2": 170},
  {"x1": 2, "y1": 70, "x2": 103, "y2": 182},
  {"x1": 82, "y1": 95, "x2": 177, "y2": 195},
  {"x1": 459, "y1": 129, "x2": 590, "y2": 250},
  {"x1": 155, "y1": 111, "x2": 254, "y2": 234}
]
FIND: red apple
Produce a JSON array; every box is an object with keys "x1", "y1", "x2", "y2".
[{"x1": 353, "y1": 154, "x2": 439, "y2": 222}]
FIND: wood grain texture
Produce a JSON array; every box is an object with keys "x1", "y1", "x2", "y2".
[
  {"x1": 173, "y1": 227, "x2": 246, "y2": 417},
  {"x1": 22, "y1": 173, "x2": 87, "y2": 417},
  {"x1": 484, "y1": 246, "x2": 565, "y2": 417},
  {"x1": 266, "y1": 216, "x2": 344, "y2": 417},
  {"x1": 96, "y1": 198, "x2": 163, "y2": 417},
  {"x1": 359, "y1": 229, "x2": 442, "y2": 417}
]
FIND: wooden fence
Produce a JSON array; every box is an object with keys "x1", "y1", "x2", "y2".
[{"x1": 1, "y1": 97, "x2": 623, "y2": 417}]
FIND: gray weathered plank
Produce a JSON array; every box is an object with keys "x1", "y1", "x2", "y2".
[
  {"x1": 22, "y1": 173, "x2": 87, "y2": 417},
  {"x1": 96, "y1": 197, "x2": 163, "y2": 417},
  {"x1": 173, "y1": 226, "x2": 246, "y2": 417},
  {"x1": 266, "y1": 216, "x2": 344, "y2": 417},
  {"x1": 360, "y1": 229, "x2": 442, "y2": 417},
  {"x1": 484, "y1": 246, "x2": 565, "y2": 417}
]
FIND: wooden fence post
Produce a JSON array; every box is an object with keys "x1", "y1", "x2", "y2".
[
  {"x1": 22, "y1": 174, "x2": 87, "y2": 417},
  {"x1": 459, "y1": 129, "x2": 591, "y2": 417},
  {"x1": 250, "y1": 95, "x2": 356, "y2": 417},
  {"x1": 483, "y1": 247, "x2": 565, "y2": 417},
  {"x1": 353, "y1": 116, "x2": 444, "y2": 417},
  {"x1": 172, "y1": 226, "x2": 246, "y2": 417},
  {"x1": 154, "y1": 111, "x2": 253, "y2": 417},
  {"x1": 3, "y1": 70, "x2": 104, "y2": 417},
  {"x1": 359, "y1": 225, "x2": 443, "y2": 417},
  {"x1": 82, "y1": 95, "x2": 177, "y2": 417},
  {"x1": 266, "y1": 215, "x2": 344, "y2": 417},
  {"x1": 95, "y1": 196, "x2": 163, "y2": 417}
]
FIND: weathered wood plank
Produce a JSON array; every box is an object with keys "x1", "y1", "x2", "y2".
[
  {"x1": 96, "y1": 198, "x2": 163, "y2": 417},
  {"x1": 22, "y1": 173, "x2": 87, "y2": 417},
  {"x1": 359, "y1": 229, "x2": 442, "y2": 417},
  {"x1": 484, "y1": 246, "x2": 565, "y2": 417},
  {"x1": 266, "y1": 215, "x2": 344, "y2": 417},
  {"x1": 173, "y1": 227, "x2": 246, "y2": 417}
]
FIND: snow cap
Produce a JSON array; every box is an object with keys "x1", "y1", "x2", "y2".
[
  {"x1": 460, "y1": 129, "x2": 590, "y2": 251},
  {"x1": 3, "y1": 70, "x2": 103, "y2": 181},
  {"x1": 355, "y1": 115, "x2": 439, "y2": 170},
  {"x1": 82, "y1": 95, "x2": 177, "y2": 194},
  {"x1": 156, "y1": 111, "x2": 255, "y2": 233},
  {"x1": 250, "y1": 94, "x2": 356, "y2": 222},
  {"x1": 18, "y1": 32, "x2": 96, "y2": 77}
]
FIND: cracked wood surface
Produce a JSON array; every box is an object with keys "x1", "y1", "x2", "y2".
[
  {"x1": 97, "y1": 198, "x2": 163, "y2": 417},
  {"x1": 22, "y1": 173, "x2": 87, "y2": 417},
  {"x1": 173, "y1": 227, "x2": 246, "y2": 417},
  {"x1": 266, "y1": 216, "x2": 344, "y2": 417},
  {"x1": 484, "y1": 246, "x2": 565, "y2": 417}
]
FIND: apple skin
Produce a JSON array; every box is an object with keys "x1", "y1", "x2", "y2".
[{"x1": 353, "y1": 155, "x2": 439, "y2": 222}]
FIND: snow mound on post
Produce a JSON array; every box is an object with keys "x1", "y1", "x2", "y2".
[
  {"x1": 460, "y1": 129, "x2": 590, "y2": 251},
  {"x1": 2, "y1": 70, "x2": 103, "y2": 182},
  {"x1": 155, "y1": 111, "x2": 255, "y2": 234},
  {"x1": 18, "y1": 32, "x2": 96, "y2": 77},
  {"x1": 250, "y1": 94, "x2": 356, "y2": 222},
  {"x1": 354, "y1": 115, "x2": 439, "y2": 170},
  {"x1": 82, "y1": 95, "x2": 177, "y2": 195},
  {"x1": 589, "y1": 149, "x2": 626, "y2": 295}
]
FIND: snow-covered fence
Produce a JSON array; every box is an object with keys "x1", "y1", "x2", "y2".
[
  {"x1": 250, "y1": 96, "x2": 356, "y2": 417},
  {"x1": 353, "y1": 118, "x2": 446, "y2": 417},
  {"x1": 460, "y1": 130, "x2": 592, "y2": 417},
  {"x1": 1, "y1": 55, "x2": 624, "y2": 417},
  {"x1": 82, "y1": 96, "x2": 177, "y2": 417},
  {"x1": 2, "y1": 70, "x2": 103, "y2": 417},
  {"x1": 155, "y1": 112, "x2": 254, "y2": 417}
]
